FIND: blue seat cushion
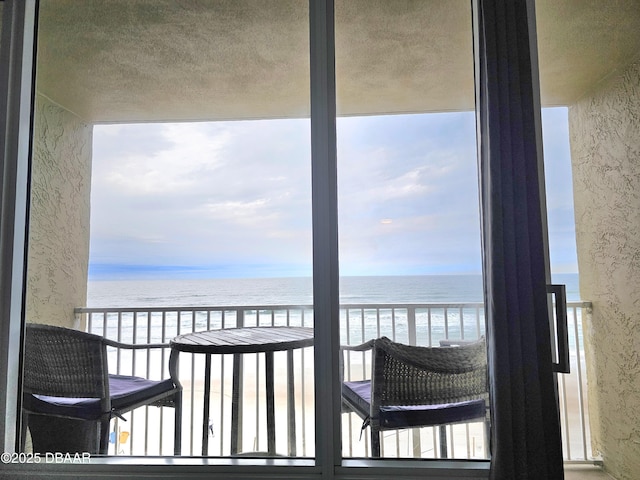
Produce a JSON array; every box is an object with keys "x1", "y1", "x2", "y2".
[
  {"x1": 343, "y1": 380, "x2": 486, "y2": 430},
  {"x1": 23, "y1": 375, "x2": 176, "y2": 421}
]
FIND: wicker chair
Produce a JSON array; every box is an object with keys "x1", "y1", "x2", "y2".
[
  {"x1": 341, "y1": 336, "x2": 488, "y2": 457},
  {"x1": 22, "y1": 323, "x2": 182, "y2": 455}
]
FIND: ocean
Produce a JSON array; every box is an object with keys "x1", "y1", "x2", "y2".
[{"x1": 86, "y1": 273, "x2": 581, "y2": 308}]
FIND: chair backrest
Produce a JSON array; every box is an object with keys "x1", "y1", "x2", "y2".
[
  {"x1": 371, "y1": 336, "x2": 487, "y2": 407},
  {"x1": 23, "y1": 324, "x2": 110, "y2": 399}
]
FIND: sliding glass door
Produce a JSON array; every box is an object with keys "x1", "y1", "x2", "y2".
[{"x1": 0, "y1": 0, "x2": 567, "y2": 477}]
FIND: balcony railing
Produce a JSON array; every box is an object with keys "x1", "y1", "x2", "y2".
[{"x1": 75, "y1": 301, "x2": 594, "y2": 461}]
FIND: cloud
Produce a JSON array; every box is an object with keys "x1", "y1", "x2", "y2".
[
  {"x1": 90, "y1": 119, "x2": 313, "y2": 270},
  {"x1": 336, "y1": 113, "x2": 482, "y2": 275},
  {"x1": 90, "y1": 109, "x2": 576, "y2": 278}
]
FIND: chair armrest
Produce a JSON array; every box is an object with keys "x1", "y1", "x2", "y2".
[
  {"x1": 340, "y1": 339, "x2": 375, "y2": 352},
  {"x1": 103, "y1": 338, "x2": 171, "y2": 350},
  {"x1": 439, "y1": 339, "x2": 481, "y2": 347},
  {"x1": 103, "y1": 338, "x2": 177, "y2": 383},
  {"x1": 340, "y1": 340, "x2": 375, "y2": 383}
]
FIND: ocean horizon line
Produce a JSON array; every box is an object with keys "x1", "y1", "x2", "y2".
[{"x1": 88, "y1": 264, "x2": 578, "y2": 282}]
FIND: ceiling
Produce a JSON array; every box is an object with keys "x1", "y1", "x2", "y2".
[{"x1": 33, "y1": 0, "x2": 640, "y2": 123}]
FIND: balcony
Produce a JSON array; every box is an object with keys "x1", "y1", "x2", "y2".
[{"x1": 74, "y1": 301, "x2": 595, "y2": 462}]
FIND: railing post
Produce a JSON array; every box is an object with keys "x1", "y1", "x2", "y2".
[
  {"x1": 74, "y1": 309, "x2": 86, "y2": 331},
  {"x1": 287, "y1": 349, "x2": 297, "y2": 456},
  {"x1": 574, "y1": 304, "x2": 587, "y2": 460},
  {"x1": 407, "y1": 306, "x2": 417, "y2": 346},
  {"x1": 406, "y1": 306, "x2": 422, "y2": 456}
]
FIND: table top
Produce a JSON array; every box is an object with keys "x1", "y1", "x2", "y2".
[{"x1": 170, "y1": 326, "x2": 314, "y2": 354}]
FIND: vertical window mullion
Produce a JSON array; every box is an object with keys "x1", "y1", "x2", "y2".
[
  {"x1": 0, "y1": 0, "x2": 38, "y2": 453},
  {"x1": 309, "y1": 0, "x2": 340, "y2": 472}
]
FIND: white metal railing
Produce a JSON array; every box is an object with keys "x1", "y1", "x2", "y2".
[{"x1": 75, "y1": 301, "x2": 593, "y2": 461}]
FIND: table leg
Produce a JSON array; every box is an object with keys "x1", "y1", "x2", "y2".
[
  {"x1": 169, "y1": 349, "x2": 182, "y2": 456},
  {"x1": 287, "y1": 349, "x2": 296, "y2": 456},
  {"x1": 231, "y1": 353, "x2": 242, "y2": 455},
  {"x1": 265, "y1": 351, "x2": 276, "y2": 455},
  {"x1": 202, "y1": 354, "x2": 211, "y2": 456}
]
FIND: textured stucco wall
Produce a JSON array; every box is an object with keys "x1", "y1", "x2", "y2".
[
  {"x1": 569, "y1": 62, "x2": 640, "y2": 480},
  {"x1": 26, "y1": 94, "x2": 92, "y2": 327}
]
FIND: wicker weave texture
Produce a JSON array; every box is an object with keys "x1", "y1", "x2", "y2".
[
  {"x1": 23, "y1": 324, "x2": 109, "y2": 398},
  {"x1": 373, "y1": 336, "x2": 487, "y2": 406}
]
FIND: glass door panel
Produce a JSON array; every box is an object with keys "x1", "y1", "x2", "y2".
[
  {"x1": 26, "y1": 0, "x2": 313, "y2": 458},
  {"x1": 335, "y1": 0, "x2": 486, "y2": 459}
]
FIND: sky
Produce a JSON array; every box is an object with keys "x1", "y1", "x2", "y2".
[{"x1": 89, "y1": 108, "x2": 577, "y2": 280}]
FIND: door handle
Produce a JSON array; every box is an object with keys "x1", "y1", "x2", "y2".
[{"x1": 547, "y1": 284, "x2": 570, "y2": 373}]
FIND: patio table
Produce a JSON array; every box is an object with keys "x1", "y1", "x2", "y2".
[{"x1": 170, "y1": 326, "x2": 314, "y2": 456}]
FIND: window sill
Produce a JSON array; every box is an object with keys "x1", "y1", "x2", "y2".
[
  {"x1": 0, "y1": 456, "x2": 490, "y2": 479},
  {"x1": 338, "y1": 458, "x2": 490, "y2": 478}
]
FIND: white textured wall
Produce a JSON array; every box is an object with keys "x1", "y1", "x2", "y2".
[
  {"x1": 569, "y1": 62, "x2": 640, "y2": 480},
  {"x1": 26, "y1": 95, "x2": 92, "y2": 327}
]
